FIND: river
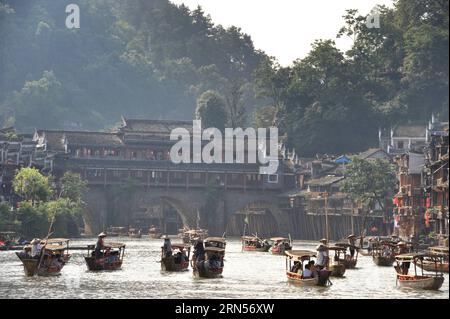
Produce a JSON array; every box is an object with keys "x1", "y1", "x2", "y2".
[{"x1": 0, "y1": 238, "x2": 448, "y2": 299}]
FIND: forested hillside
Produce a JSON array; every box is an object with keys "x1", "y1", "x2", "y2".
[
  {"x1": 0, "y1": 0, "x2": 448, "y2": 156},
  {"x1": 0, "y1": 0, "x2": 266, "y2": 131}
]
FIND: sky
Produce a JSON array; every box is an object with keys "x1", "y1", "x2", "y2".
[{"x1": 170, "y1": 0, "x2": 394, "y2": 66}]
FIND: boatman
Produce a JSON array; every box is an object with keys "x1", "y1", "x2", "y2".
[
  {"x1": 95, "y1": 232, "x2": 107, "y2": 259},
  {"x1": 348, "y1": 234, "x2": 356, "y2": 258},
  {"x1": 163, "y1": 236, "x2": 173, "y2": 257},
  {"x1": 316, "y1": 239, "x2": 329, "y2": 270}
]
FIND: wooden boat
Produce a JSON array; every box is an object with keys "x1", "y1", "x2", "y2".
[
  {"x1": 181, "y1": 229, "x2": 208, "y2": 245},
  {"x1": 335, "y1": 242, "x2": 359, "y2": 269},
  {"x1": 204, "y1": 237, "x2": 226, "y2": 251},
  {"x1": 285, "y1": 250, "x2": 331, "y2": 286},
  {"x1": 416, "y1": 246, "x2": 449, "y2": 273},
  {"x1": 161, "y1": 244, "x2": 190, "y2": 272},
  {"x1": 193, "y1": 246, "x2": 225, "y2": 278},
  {"x1": 106, "y1": 226, "x2": 127, "y2": 237},
  {"x1": 15, "y1": 238, "x2": 71, "y2": 276},
  {"x1": 149, "y1": 226, "x2": 162, "y2": 239},
  {"x1": 128, "y1": 228, "x2": 142, "y2": 238},
  {"x1": 269, "y1": 237, "x2": 292, "y2": 255},
  {"x1": 372, "y1": 241, "x2": 396, "y2": 266},
  {"x1": 241, "y1": 236, "x2": 270, "y2": 252},
  {"x1": 395, "y1": 253, "x2": 445, "y2": 290},
  {"x1": 327, "y1": 246, "x2": 347, "y2": 277},
  {"x1": 84, "y1": 242, "x2": 125, "y2": 271}
]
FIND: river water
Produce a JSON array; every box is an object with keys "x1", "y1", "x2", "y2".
[{"x1": 0, "y1": 238, "x2": 448, "y2": 299}]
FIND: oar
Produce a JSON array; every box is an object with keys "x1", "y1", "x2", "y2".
[{"x1": 36, "y1": 216, "x2": 55, "y2": 275}]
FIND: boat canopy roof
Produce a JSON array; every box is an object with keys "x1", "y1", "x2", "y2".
[
  {"x1": 205, "y1": 247, "x2": 225, "y2": 253},
  {"x1": 285, "y1": 250, "x2": 316, "y2": 260},
  {"x1": 270, "y1": 237, "x2": 289, "y2": 242},
  {"x1": 396, "y1": 252, "x2": 447, "y2": 261},
  {"x1": 373, "y1": 241, "x2": 397, "y2": 247},
  {"x1": 104, "y1": 242, "x2": 125, "y2": 249},
  {"x1": 241, "y1": 236, "x2": 261, "y2": 241},
  {"x1": 204, "y1": 237, "x2": 226, "y2": 243},
  {"x1": 42, "y1": 238, "x2": 69, "y2": 244},
  {"x1": 171, "y1": 244, "x2": 190, "y2": 250},
  {"x1": 45, "y1": 243, "x2": 68, "y2": 251},
  {"x1": 429, "y1": 246, "x2": 449, "y2": 254},
  {"x1": 335, "y1": 242, "x2": 359, "y2": 249},
  {"x1": 327, "y1": 245, "x2": 347, "y2": 251}
]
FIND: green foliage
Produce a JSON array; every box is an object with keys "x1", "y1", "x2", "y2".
[
  {"x1": 59, "y1": 171, "x2": 88, "y2": 203},
  {"x1": 6, "y1": 168, "x2": 88, "y2": 237},
  {"x1": 41, "y1": 198, "x2": 82, "y2": 237},
  {"x1": 0, "y1": 202, "x2": 20, "y2": 231},
  {"x1": 13, "y1": 167, "x2": 53, "y2": 205},
  {"x1": 16, "y1": 201, "x2": 49, "y2": 238},
  {"x1": 0, "y1": 0, "x2": 265, "y2": 131},
  {"x1": 341, "y1": 158, "x2": 396, "y2": 210},
  {"x1": 196, "y1": 90, "x2": 228, "y2": 131}
]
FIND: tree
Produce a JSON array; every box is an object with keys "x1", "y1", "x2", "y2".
[
  {"x1": 42, "y1": 198, "x2": 82, "y2": 237},
  {"x1": 59, "y1": 171, "x2": 88, "y2": 203},
  {"x1": 341, "y1": 158, "x2": 396, "y2": 211},
  {"x1": 195, "y1": 90, "x2": 228, "y2": 131},
  {"x1": 13, "y1": 168, "x2": 53, "y2": 205},
  {"x1": 224, "y1": 80, "x2": 246, "y2": 128}
]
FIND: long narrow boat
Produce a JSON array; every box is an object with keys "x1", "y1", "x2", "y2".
[
  {"x1": 149, "y1": 226, "x2": 162, "y2": 239},
  {"x1": 128, "y1": 228, "x2": 142, "y2": 238},
  {"x1": 416, "y1": 246, "x2": 449, "y2": 273},
  {"x1": 85, "y1": 242, "x2": 125, "y2": 271},
  {"x1": 161, "y1": 244, "x2": 190, "y2": 271},
  {"x1": 241, "y1": 236, "x2": 270, "y2": 252},
  {"x1": 204, "y1": 237, "x2": 227, "y2": 251},
  {"x1": 16, "y1": 238, "x2": 71, "y2": 276},
  {"x1": 269, "y1": 237, "x2": 292, "y2": 255},
  {"x1": 327, "y1": 246, "x2": 346, "y2": 277},
  {"x1": 193, "y1": 246, "x2": 225, "y2": 278},
  {"x1": 335, "y1": 242, "x2": 359, "y2": 269},
  {"x1": 285, "y1": 250, "x2": 331, "y2": 286},
  {"x1": 395, "y1": 253, "x2": 445, "y2": 290},
  {"x1": 181, "y1": 229, "x2": 208, "y2": 245},
  {"x1": 372, "y1": 241, "x2": 396, "y2": 266}
]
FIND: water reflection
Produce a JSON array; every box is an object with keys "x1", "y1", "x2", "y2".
[{"x1": 0, "y1": 238, "x2": 448, "y2": 299}]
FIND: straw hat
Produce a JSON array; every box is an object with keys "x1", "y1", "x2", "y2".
[
  {"x1": 30, "y1": 238, "x2": 40, "y2": 244},
  {"x1": 98, "y1": 232, "x2": 107, "y2": 237},
  {"x1": 319, "y1": 238, "x2": 328, "y2": 243},
  {"x1": 347, "y1": 234, "x2": 356, "y2": 239}
]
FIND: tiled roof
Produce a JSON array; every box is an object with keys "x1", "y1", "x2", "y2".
[
  {"x1": 121, "y1": 118, "x2": 193, "y2": 134},
  {"x1": 358, "y1": 148, "x2": 390, "y2": 160},
  {"x1": 65, "y1": 131, "x2": 123, "y2": 146},
  {"x1": 392, "y1": 125, "x2": 426, "y2": 138},
  {"x1": 306, "y1": 175, "x2": 344, "y2": 187}
]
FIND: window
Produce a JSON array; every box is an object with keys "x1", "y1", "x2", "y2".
[
  {"x1": 397, "y1": 141, "x2": 404, "y2": 149},
  {"x1": 268, "y1": 174, "x2": 279, "y2": 183}
]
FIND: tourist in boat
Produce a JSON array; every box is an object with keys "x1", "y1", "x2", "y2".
[
  {"x1": 303, "y1": 264, "x2": 313, "y2": 279},
  {"x1": 163, "y1": 236, "x2": 173, "y2": 257},
  {"x1": 95, "y1": 232, "x2": 106, "y2": 259},
  {"x1": 291, "y1": 261, "x2": 301, "y2": 273},
  {"x1": 308, "y1": 260, "x2": 318, "y2": 278},
  {"x1": 30, "y1": 238, "x2": 42, "y2": 258}
]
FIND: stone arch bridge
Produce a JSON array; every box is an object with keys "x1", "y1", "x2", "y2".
[{"x1": 82, "y1": 185, "x2": 290, "y2": 237}]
